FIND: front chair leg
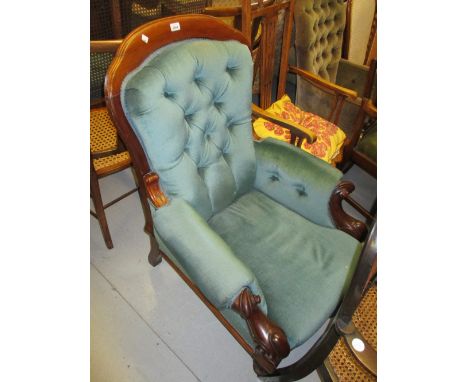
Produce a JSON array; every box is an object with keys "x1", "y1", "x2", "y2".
[
  {"x1": 147, "y1": 234, "x2": 162, "y2": 267},
  {"x1": 231, "y1": 288, "x2": 290, "y2": 375},
  {"x1": 133, "y1": 171, "x2": 162, "y2": 267},
  {"x1": 90, "y1": 168, "x2": 113, "y2": 249}
]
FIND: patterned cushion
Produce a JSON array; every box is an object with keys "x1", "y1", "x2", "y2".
[{"x1": 253, "y1": 95, "x2": 346, "y2": 165}]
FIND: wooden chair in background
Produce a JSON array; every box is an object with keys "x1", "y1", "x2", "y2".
[
  {"x1": 90, "y1": 40, "x2": 160, "y2": 256},
  {"x1": 90, "y1": 40, "x2": 135, "y2": 249}
]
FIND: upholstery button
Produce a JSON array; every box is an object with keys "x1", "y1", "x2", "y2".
[
  {"x1": 296, "y1": 187, "x2": 307, "y2": 197},
  {"x1": 270, "y1": 174, "x2": 279, "y2": 182}
]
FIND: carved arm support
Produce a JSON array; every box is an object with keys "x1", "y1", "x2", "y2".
[
  {"x1": 329, "y1": 180, "x2": 368, "y2": 241},
  {"x1": 143, "y1": 172, "x2": 169, "y2": 208},
  {"x1": 231, "y1": 288, "x2": 290, "y2": 374}
]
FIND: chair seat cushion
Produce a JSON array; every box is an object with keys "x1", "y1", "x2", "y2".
[
  {"x1": 253, "y1": 95, "x2": 346, "y2": 166},
  {"x1": 90, "y1": 107, "x2": 132, "y2": 175},
  {"x1": 355, "y1": 127, "x2": 377, "y2": 162},
  {"x1": 208, "y1": 190, "x2": 361, "y2": 348}
]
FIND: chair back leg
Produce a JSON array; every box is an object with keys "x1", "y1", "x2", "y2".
[{"x1": 90, "y1": 167, "x2": 114, "y2": 249}]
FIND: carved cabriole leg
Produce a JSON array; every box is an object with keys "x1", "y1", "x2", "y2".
[
  {"x1": 329, "y1": 181, "x2": 368, "y2": 241},
  {"x1": 231, "y1": 288, "x2": 290, "y2": 375},
  {"x1": 133, "y1": 170, "x2": 162, "y2": 267}
]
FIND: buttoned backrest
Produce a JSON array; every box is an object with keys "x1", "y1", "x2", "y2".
[
  {"x1": 294, "y1": 0, "x2": 347, "y2": 82},
  {"x1": 121, "y1": 38, "x2": 256, "y2": 220}
]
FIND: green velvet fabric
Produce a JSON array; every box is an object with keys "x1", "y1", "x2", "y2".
[
  {"x1": 294, "y1": 0, "x2": 370, "y2": 135},
  {"x1": 335, "y1": 59, "x2": 369, "y2": 97},
  {"x1": 121, "y1": 39, "x2": 256, "y2": 220},
  {"x1": 254, "y1": 138, "x2": 342, "y2": 228},
  {"x1": 294, "y1": 0, "x2": 347, "y2": 83},
  {"x1": 152, "y1": 198, "x2": 267, "y2": 314},
  {"x1": 356, "y1": 126, "x2": 377, "y2": 161},
  {"x1": 209, "y1": 190, "x2": 361, "y2": 348}
]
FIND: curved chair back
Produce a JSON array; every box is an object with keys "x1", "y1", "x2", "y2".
[{"x1": 105, "y1": 15, "x2": 254, "y2": 219}]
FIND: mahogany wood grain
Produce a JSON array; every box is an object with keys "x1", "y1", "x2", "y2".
[
  {"x1": 203, "y1": 6, "x2": 241, "y2": 17},
  {"x1": 259, "y1": 12, "x2": 278, "y2": 108},
  {"x1": 90, "y1": 39, "x2": 122, "y2": 53},
  {"x1": 143, "y1": 172, "x2": 169, "y2": 208},
  {"x1": 365, "y1": 1, "x2": 377, "y2": 65}
]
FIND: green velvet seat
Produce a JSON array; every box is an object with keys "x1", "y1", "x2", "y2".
[
  {"x1": 209, "y1": 190, "x2": 361, "y2": 348},
  {"x1": 355, "y1": 126, "x2": 377, "y2": 162}
]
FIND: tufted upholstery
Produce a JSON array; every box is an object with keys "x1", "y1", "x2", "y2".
[
  {"x1": 122, "y1": 39, "x2": 255, "y2": 220},
  {"x1": 294, "y1": 0, "x2": 347, "y2": 83},
  {"x1": 253, "y1": 138, "x2": 342, "y2": 228}
]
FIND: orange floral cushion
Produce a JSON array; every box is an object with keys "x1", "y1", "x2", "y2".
[{"x1": 253, "y1": 95, "x2": 346, "y2": 165}]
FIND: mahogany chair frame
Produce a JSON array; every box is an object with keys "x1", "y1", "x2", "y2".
[{"x1": 104, "y1": 15, "x2": 377, "y2": 380}]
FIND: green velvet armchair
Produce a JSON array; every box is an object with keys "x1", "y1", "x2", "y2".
[{"x1": 105, "y1": 14, "x2": 376, "y2": 380}]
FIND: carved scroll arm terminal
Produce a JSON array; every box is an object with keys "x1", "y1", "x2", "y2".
[
  {"x1": 143, "y1": 172, "x2": 169, "y2": 208},
  {"x1": 231, "y1": 288, "x2": 290, "y2": 374},
  {"x1": 329, "y1": 180, "x2": 368, "y2": 241}
]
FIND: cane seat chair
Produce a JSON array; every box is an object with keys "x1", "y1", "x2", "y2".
[
  {"x1": 105, "y1": 15, "x2": 377, "y2": 380},
  {"x1": 90, "y1": 40, "x2": 138, "y2": 249},
  {"x1": 318, "y1": 281, "x2": 377, "y2": 381}
]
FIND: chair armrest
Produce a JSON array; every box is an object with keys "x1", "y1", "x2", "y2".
[
  {"x1": 254, "y1": 138, "x2": 342, "y2": 228},
  {"x1": 252, "y1": 103, "x2": 316, "y2": 144},
  {"x1": 203, "y1": 6, "x2": 241, "y2": 17},
  {"x1": 336, "y1": 59, "x2": 370, "y2": 97},
  {"x1": 153, "y1": 197, "x2": 268, "y2": 313},
  {"x1": 289, "y1": 65, "x2": 358, "y2": 100}
]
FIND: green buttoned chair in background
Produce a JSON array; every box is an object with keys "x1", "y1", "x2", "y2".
[
  {"x1": 105, "y1": 15, "x2": 376, "y2": 380},
  {"x1": 293, "y1": 0, "x2": 377, "y2": 135}
]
